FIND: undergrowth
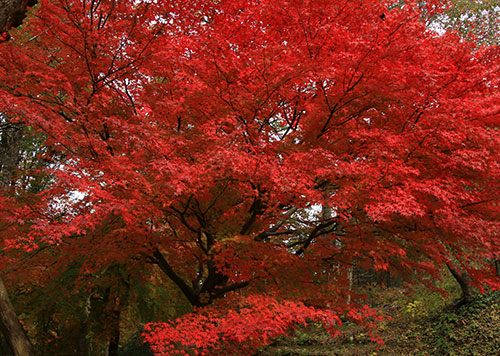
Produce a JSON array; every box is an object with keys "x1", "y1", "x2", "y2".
[{"x1": 256, "y1": 284, "x2": 500, "y2": 356}]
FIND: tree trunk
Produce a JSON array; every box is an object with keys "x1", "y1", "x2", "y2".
[
  {"x1": 105, "y1": 269, "x2": 130, "y2": 356},
  {"x1": 0, "y1": 277, "x2": 36, "y2": 356},
  {"x1": 447, "y1": 262, "x2": 475, "y2": 304},
  {"x1": 0, "y1": 121, "x2": 24, "y2": 187},
  {"x1": 77, "y1": 295, "x2": 91, "y2": 356},
  {"x1": 346, "y1": 267, "x2": 353, "y2": 305},
  {"x1": 107, "y1": 307, "x2": 120, "y2": 356},
  {"x1": 0, "y1": 0, "x2": 37, "y2": 41}
]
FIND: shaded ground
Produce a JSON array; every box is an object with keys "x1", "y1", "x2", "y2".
[{"x1": 256, "y1": 287, "x2": 500, "y2": 356}]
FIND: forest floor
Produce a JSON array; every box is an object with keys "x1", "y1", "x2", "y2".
[{"x1": 256, "y1": 283, "x2": 500, "y2": 356}]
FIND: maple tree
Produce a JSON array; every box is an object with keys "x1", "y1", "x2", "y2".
[{"x1": 0, "y1": 0, "x2": 499, "y2": 354}]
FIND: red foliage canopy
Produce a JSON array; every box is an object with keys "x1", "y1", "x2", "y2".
[{"x1": 0, "y1": 0, "x2": 499, "y2": 354}]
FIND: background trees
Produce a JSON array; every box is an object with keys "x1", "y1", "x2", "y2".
[{"x1": 433, "y1": 0, "x2": 500, "y2": 45}]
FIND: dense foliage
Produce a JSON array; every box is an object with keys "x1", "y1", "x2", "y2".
[{"x1": 0, "y1": 0, "x2": 499, "y2": 354}]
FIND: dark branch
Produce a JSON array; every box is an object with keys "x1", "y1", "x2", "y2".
[
  {"x1": 151, "y1": 248, "x2": 199, "y2": 306},
  {"x1": 213, "y1": 281, "x2": 250, "y2": 299}
]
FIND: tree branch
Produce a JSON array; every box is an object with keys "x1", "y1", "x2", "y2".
[{"x1": 151, "y1": 248, "x2": 199, "y2": 306}]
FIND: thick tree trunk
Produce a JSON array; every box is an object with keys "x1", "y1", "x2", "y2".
[
  {"x1": 0, "y1": 0, "x2": 37, "y2": 41},
  {"x1": 0, "y1": 277, "x2": 36, "y2": 356}
]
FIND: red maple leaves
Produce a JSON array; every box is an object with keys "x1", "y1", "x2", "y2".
[
  {"x1": 0, "y1": 0, "x2": 499, "y2": 354},
  {"x1": 143, "y1": 295, "x2": 344, "y2": 356}
]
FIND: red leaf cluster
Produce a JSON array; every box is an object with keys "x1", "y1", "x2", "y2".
[{"x1": 143, "y1": 295, "x2": 344, "y2": 356}]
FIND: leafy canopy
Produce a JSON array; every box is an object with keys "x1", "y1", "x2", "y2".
[{"x1": 0, "y1": 0, "x2": 499, "y2": 354}]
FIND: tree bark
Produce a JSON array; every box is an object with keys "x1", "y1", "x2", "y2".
[
  {"x1": 346, "y1": 267, "x2": 353, "y2": 305},
  {"x1": 107, "y1": 307, "x2": 120, "y2": 356},
  {"x1": 446, "y1": 262, "x2": 475, "y2": 304},
  {"x1": 0, "y1": 121, "x2": 24, "y2": 187},
  {"x1": 105, "y1": 268, "x2": 130, "y2": 356},
  {"x1": 0, "y1": 278, "x2": 36, "y2": 356},
  {"x1": 0, "y1": 0, "x2": 37, "y2": 40},
  {"x1": 77, "y1": 295, "x2": 91, "y2": 356}
]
